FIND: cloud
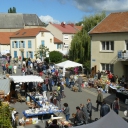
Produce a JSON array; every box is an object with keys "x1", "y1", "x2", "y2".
[
  {"x1": 39, "y1": 15, "x2": 60, "y2": 24},
  {"x1": 57, "y1": 0, "x2": 128, "y2": 13},
  {"x1": 73, "y1": 0, "x2": 128, "y2": 13}
]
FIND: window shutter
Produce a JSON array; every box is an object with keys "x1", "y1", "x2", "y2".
[
  {"x1": 30, "y1": 41, "x2": 32, "y2": 48},
  {"x1": 16, "y1": 41, "x2": 18, "y2": 48},
  {"x1": 41, "y1": 40, "x2": 45, "y2": 46},
  {"x1": 14, "y1": 51, "x2": 17, "y2": 58},
  {"x1": 23, "y1": 41, "x2": 25, "y2": 48},
  {"x1": 31, "y1": 52, "x2": 33, "y2": 58},
  {"x1": 19, "y1": 41, "x2": 20, "y2": 48},
  {"x1": 12, "y1": 41, "x2": 14, "y2": 48},
  {"x1": 57, "y1": 44, "x2": 59, "y2": 49},
  {"x1": 26, "y1": 51, "x2": 28, "y2": 58}
]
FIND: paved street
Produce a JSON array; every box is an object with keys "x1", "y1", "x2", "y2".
[{"x1": 0, "y1": 62, "x2": 128, "y2": 128}]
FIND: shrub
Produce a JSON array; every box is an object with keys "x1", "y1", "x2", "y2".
[
  {"x1": 49, "y1": 51, "x2": 63, "y2": 63},
  {"x1": 44, "y1": 57, "x2": 49, "y2": 63}
]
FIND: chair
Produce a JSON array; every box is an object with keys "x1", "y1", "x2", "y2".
[{"x1": 17, "y1": 92, "x2": 26, "y2": 102}]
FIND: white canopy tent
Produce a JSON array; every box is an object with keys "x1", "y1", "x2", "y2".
[
  {"x1": 9, "y1": 75, "x2": 44, "y2": 83},
  {"x1": 55, "y1": 60, "x2": 83, "y2": 76}
]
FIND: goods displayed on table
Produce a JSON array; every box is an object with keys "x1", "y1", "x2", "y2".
[
  {"x1": 24, "y1": 103, "x2": 60, "y2": 115},
  {"x1": 23, "y1": 92, "x2": 62, "y2": 117}
]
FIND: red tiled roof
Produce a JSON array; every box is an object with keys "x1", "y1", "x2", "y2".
[
  {"x1": 89, "y1": 12, "x2": 128, "y2": 34},
  {"x1": 54, "y1": 37, "x2": 63, "y2": 44},
  {"x1": 75, "y1": 26, "x2": 82, "y2": 31},
  {"x1": 52, "y1": 23, "x2": 77, "y2": 34},
  {"x1": 10, "y1": 27, "x2": 49, "y2": 38},
  {"x1": 0, "y1": 32, "x2": 14, "y2": 45}
]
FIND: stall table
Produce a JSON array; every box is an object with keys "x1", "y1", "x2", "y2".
[{"x1": 116, "y1": 91, "x2": 128, "y2": 103}]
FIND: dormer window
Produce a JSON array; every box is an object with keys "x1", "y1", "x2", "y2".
[{"x1": 41, "y1": 32, "x2": 44, "y2": 36}]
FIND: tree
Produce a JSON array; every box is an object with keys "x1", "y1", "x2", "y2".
[
  {"x1": 8, "y1": 7, "x2": 16, "y2": 13},
  {"x1": 69, "y1": 12, "x2": 106, "y2": 69},
  {"x1": 34, "y1": 45, "x2": 49, "y2": 59},
  {"x1": 49, "y1": 51, "x2": 63, "y2": 63}
]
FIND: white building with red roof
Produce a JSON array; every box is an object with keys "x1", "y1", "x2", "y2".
[
  {"x1": 46, "y1": 22, "x2": 82, "y2": 55},
  {"x1": 10, "y1": 28, "x2": 63, "y2": 59}
]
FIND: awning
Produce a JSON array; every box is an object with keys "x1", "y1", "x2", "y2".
[
  {"x1": 9, "y1": 75, "x2": 44, "y2": 83},
  {"x1": 0, "y1": 79, "x2": 10, "y2": 95}
]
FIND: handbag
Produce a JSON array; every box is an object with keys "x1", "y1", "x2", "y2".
[{"x1": 124, "y1": 110, "x2": 128, "y2": 117}]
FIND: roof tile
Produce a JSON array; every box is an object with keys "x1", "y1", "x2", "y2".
[
  {"x1": 89, "y1": 12, "x2": 128, "y2": 34},
  {"x1": 54, "y1": 37, "x2": 63, "y2": 44},
  {"x1": 0, "y1": 32, "x2": 14, "y2": 44},
  {"x1": 10, "y1": 27, "x2": 49, "y2": 38}
]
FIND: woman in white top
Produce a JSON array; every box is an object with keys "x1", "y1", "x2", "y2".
[{"x1": 13, "y1": 64, "x2": 17, "y2": 74}]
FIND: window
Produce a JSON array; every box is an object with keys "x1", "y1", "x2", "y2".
[
  {"x1": 41, "y1": 40, "x2": 45, "y2": 46},
  {"x1": 57, "y1": 44, "x2": 62, "y2": 49},
  {"x1": 64, "y1": 45, "x2": 69, "y2": 48},
  {"x1": 101, "y1": 41, "x2": 114, "y2": 51},
  {"x1": 64, "y1": 35, "x2": 69, "y2": 40},
  {"x1": 125, "y1": 40, "x2": 128, "y2": 50},
  {"x1": 101, "y1": 63, "x2": 113, "y2": 73},
  {"x1": 50, "y1": 39, "x2": 52, "y2": 43},
  {"x1": 41, "y1": 32, "x2": 44, "y2": 36},
  {"x1": 14, "y1": 41, "x2": 18, "y2": 48},
  {"x1": 22, "y1": 32, "x2": 26, "y2": 35},
  {"x1": 71, "y1": 35, "x2": 74, "y2": 39},
  {"x1": 28, "y1": 41, "x2": 32, "y2": 48},
  {"x1": 12, "y1": 41, "x2": 14, "y2": 48},
  {"x1": 20, "y1": 41, "x2": 25, "y2": 48},
  {"x1": 14, "y1": 51, "x2": 17, "y2": 58}
]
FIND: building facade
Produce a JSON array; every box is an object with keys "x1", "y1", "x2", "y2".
[
  {"x1": 10, "y1": 28, "x2": 62, "y2": 59},
  {"x1": 89, "y1": 12, "x2": 128, "y2": 78},
  {"x1": 46, "y1": 22, "x2": 82, "y2": 55}
]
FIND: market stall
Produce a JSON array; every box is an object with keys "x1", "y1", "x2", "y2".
[
  {"x1": 0, "y1": 79, "x2": 10, "y2": 101},
  {"x1": 116, "y1": 90, "x2": 128, "y2": 103},
  {"x1": 24, "y1": 92, "x2": 62, "y2": 118},
  {"x1": 55, "y1": 60, "x2": 83, "y2": 76},
  {"x1": 9, "y1": 75, "x2": 44, "y2": 83}
]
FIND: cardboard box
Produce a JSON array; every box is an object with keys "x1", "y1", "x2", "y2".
[{"x1": 25, "y1": 118, "x2": 32, "y2": 125}]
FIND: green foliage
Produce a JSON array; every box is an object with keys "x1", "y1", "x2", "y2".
[
  {"x1": 0, "y1": 104, "x2": 13, "y2": 128},
  {"x1": 44, "y1": 57, "x2": 49, "y2": 63},
  {"x1": 35, "y1": 45, "x2": 49, "y2": 59},
  {"x1": 83, "y1": 60, "x2": 91, "y2": 70},
  {"x1": 49, "y1": 51, "x2": 63, "y2": 63},
  {"x1": 8, "y1": 7, "x2": 16, "y2": 13},
  {"x1": 75, "y1": 58, "x2": 80, "y2": 63},
  {"x1": 69, "y1": 12, "x2": 106, "y2": 64}
]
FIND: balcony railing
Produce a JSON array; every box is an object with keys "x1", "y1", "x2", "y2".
[{"x1": 118, "y1": 50, "x2": 128, "y2": 60}]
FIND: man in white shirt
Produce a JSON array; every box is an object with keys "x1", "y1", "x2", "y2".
[{"x1": 13, "y1": 64, "x2": 17, "y2": 74}]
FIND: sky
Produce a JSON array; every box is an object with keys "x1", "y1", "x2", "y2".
[{"x1": 0, "y1": 0, "x2": 128, "y2": 24}]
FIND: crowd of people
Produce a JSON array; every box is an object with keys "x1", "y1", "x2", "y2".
[{"x1": 1, "y1": 57, "x2": 125, "y2": 127}]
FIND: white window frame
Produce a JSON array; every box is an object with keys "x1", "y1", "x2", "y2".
[
  {"x1": 64, "y1": 44, "x2": 69, "y2": 48},
  {"x1": 57, "y1": 44, "x2": 62, "y2": 49},
  {"x1": 64, "y1": 35, "x2": 69, "y2": 40},
  {"x1": 101, "y1": 41, "x2": 114, "y2": 52},
  {"x1": 101, "y1": 63, "x2": 113, "y2": 73}
]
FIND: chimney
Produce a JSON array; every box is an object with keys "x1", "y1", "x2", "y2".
[{"x1": 61, "y1": 22, "x2": 66, "y2": 28}]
